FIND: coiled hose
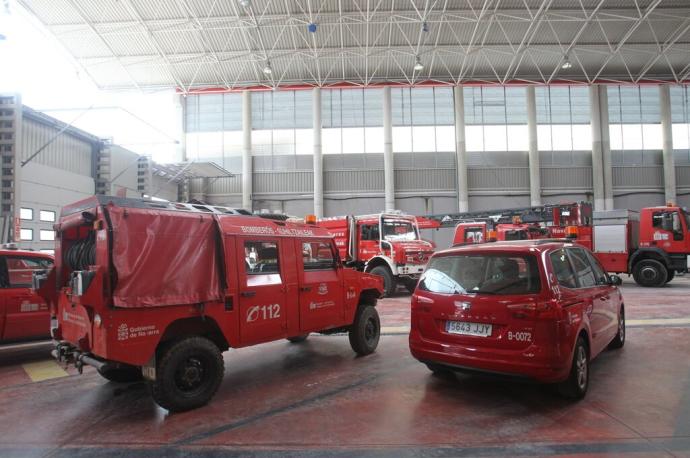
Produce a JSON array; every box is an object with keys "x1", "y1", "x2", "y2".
[{"x1": 65, "y1": 232, "x2": 96, "y2": 271}]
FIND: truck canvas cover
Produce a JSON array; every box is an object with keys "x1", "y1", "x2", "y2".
[{"x1": 108, "y1": 205, "x2": 222, "y2": 308}]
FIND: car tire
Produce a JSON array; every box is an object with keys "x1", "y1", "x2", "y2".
[
  {"x1": 370, "y1": 266, "x2": 395, "y2": 297},
  {"x1": 608, "y1": 306, "x2": 625, "y2": 350},
  {"x1": 558, "y1": 336, "x2": 589, "y2": 400},
  {"x1": 632, "y1": 259, "x2": 668, "y2": 287},
  {"x1": 348, "y1": 305, "x2": 381, "y2": 356},
  {"x1": 97, "y1": 366, "x2": 143, "y2": 383},
  {"x1": 425, "y1": 363, "x2": 453, "y2": 377},
  {"x1": 287, "y1": 334, "x2": 309, "y2": 343},
  {"x1": 150, "y1": 336, "x2": 224, "y2": 412}
]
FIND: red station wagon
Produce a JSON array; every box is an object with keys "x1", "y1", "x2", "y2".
[{"x1": 409, "y1": 240, "x2": 625, "y2": 398}]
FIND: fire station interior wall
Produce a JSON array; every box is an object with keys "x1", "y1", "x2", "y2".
[
  {"x1": 109, "y1": 145, "x2": 142, "y2": 197},
  {"x1": 19, "y1": 162, "x2": 94, "y2": 251},
  {"x1": 21, "y1": 116, "x2": 94, "y2": 177}
]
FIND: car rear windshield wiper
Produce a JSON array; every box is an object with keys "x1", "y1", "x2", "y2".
[{"x1": 471, "y1": 289, "x2": 497, "y2": 295}]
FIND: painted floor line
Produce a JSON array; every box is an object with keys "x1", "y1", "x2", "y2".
[{"x1": 22, "y1": 360, "x2": 69, "y2": 382}]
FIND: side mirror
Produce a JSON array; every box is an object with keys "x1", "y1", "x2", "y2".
[{"x1": 609, "y1": 274, "x2": 622, "y2": 286}]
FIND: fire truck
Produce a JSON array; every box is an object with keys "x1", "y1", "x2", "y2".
[
  {"x1": 423, "y1": 202, "x2": 690, "y2": 287},
  {"x1": 37, "y1": 196, "x2": 384, "y2": 412},
  {"x1": 317, "y1": 212, "x2": 435, "y2": 297}
]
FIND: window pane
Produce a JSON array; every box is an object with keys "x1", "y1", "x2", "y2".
[
  {"x1": 507, "y1": 125, "x2": 528, "y2": 151},
  {"x1": 537, "y1": 125, "x2": 552, "y2": 150},
  {"x1": 569, "y1": 248, "x2": 596, "y2": 287},
  {"x1": 483, "y1": 125, "x2": 507, "y2": 151},
  {"x1": 550, "y1": 249, "x2": 577, "y2": 288},
  {"x1": 302, "y1": 242, "x2": 336, "y2": 270},
  {"x1": 436, "y1": 125, "x2": 455, "y2": 151},
  {"x1": 412, "y1": 125, "x2": 436, "y2": 152},
  {"x1": 251, "y1": 130, "x2": 272, "y2": 155},
  {"x1": 365, "y1": 127, "x2": 384, "y2": 153},
  {"x1": 295, "y1": 129, "x2": 313, "y2": 155},
  {"x1": 392, "y1": 126, "x2": 412, "y2": 153},
  {"x1": 341, "y1": 127, "x2": 365, "y2": 154},
  {"x1": 272, "y1": 129, "x2": 295, "y2": 155},
  {"x1": 571, "y1": 124, "x2": 592, "y2": 150},
  {"x1": 39, "y1": 210, "x2": 56, "y2": 222},
  {"x1": 465, "y1": 125, "x2": 484, "y2": 151},
  {"x1": 20, "y1": 228, "x2": 33, "y2": 241},
  {"x1": 551, "y1": 125, "x2": 573, "y2": 151},
  {"x1": 642, "y1": 124, "x2": 662, "y2": 150},
  {"x1": 5, "y1": 256, "x2": 53, "y2": 288},
  {"x1": 322, "y1": 128, "x2": 342, "y2": 154},
  {"x1": 621, "y1": 124, "x2": 643, "y2": 150},
  {"x1": 20, "y1": 208, "x2": 33, "y2": 220},
  {"x1": 39, "y1": 230, "x2": 55, "y2": 241},
  {"x1": 609, "y1": 124, "x2": 623, "y2": 150},
  {"x1": 673, "y1": 123, "x2": 690, "y2": 150},
  {"x1": 244, "y1": 241, "x2": 280, "y2": 275}
]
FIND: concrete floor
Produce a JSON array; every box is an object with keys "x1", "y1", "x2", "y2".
[{"x1": 1, "y1": 276, "x2": 689, "y2": 457}]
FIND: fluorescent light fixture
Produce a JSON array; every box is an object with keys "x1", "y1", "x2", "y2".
[
  {"x1": 262, "y1": 63, "x2": 273, "y2": 75},
  {"x1": 238, "y1": 0, "x2": 251, "y2": 7},
  {"x1": 561, "y1": 57, "x2": 573, "y2": 70},
  {"x1": 414, "y1": 57, "x2": 424, "y2": 71}
]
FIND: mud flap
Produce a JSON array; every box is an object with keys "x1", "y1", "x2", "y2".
[{"x1": 142, "y1": 354, "x2": 156, "y2": 381}]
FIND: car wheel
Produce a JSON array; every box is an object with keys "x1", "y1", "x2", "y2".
[
  {"x1": 558, "y1": 336, "x2": 589, "y2": 400},
  {"x1": 608, "y1": 306, "x2": 625, "y2": 350},
  {"x1": 150, "y1": 337, "x2": 224, "y2": 412},
  {"x1": 425, "y1": 363, "x2": 453, "y2": 377},
  {"x1": 348, "y1": 305, "x2": 381, "y2": 356},
  {"x1": 632, "y1": 259, "x2": 668, "y2": 287},
  {"x1": 287, "y1": 334, "x2": 309, "y2": 343},
  {"x1": 97, "y1": 366, "x2": 143, "y2": 383},
  {"x1": 369, "y1": 266, "x2": 395, "y2": 297}
]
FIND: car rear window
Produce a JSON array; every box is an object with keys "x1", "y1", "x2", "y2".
[{"x1": 418, "y1": 254, "x2": 541, "y2": 295}]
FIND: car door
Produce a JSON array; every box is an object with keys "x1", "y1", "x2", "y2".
[
  {"x1": 585, "y1": 249, "x2": 619, "y2": 344},
  {"x1": 297, "y1": 239, "x2": 344, "y2": 331},
  {"x1": 0, "y1": 255, "x2": 53, "y2": 341},
  {"x1": 566, "y1": 247, "x2": 607, "y2": 356},
  {"x1": 236, "y1": 238, "x2": 288, "y2": 346}
]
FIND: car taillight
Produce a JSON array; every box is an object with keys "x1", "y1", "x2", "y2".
[{"x1": 411, "y1": 294, "x2": 434, "y2": 312}]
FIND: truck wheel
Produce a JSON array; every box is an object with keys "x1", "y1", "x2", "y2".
[
  {"x1": 348, "y1": 305, "x2": 380, "y2": 356},
  {"x1": 150, "y1": 337, "x2": 224, "y2": 412},
  {"x1": 98, "y1": 366, "x2": 143, "y2": 383},
  {"x1": 370, "y1": 266, "x2": 395, "y2": 297},
  {"x1": 287, "y1": 334, "x2": 309, "y2": 343},
  {"x1": 608, "y1": 305, "x2": 625, "y2": 350},
  {"x1": 632, "y1": 259, "x2": 667, "y2": 287},
  {"x1": 666, "y1": 270, "x2": 675, "y2": 284},
  {"x1": 558, "y1": 337, "x2": 589, "y2": 400}
]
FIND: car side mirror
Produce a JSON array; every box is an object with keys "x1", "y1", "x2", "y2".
[{"x1": 609, "y1": 275, "x2": 622, "y2": 286}]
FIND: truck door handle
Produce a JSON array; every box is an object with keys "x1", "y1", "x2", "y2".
[
  {"x1": 300, "y1": 286, "x2": 312, "y2": 292},
  {"x1": 241, "y1": 291, "x2": 256, "y2": 298}
]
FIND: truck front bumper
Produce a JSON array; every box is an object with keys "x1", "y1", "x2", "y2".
[
  {"x1": 53, "y1": 341, "x2": 110, "y2": 374},
  {"x1": 395, "y1": 264, "x2": 426, "y2": 276}
]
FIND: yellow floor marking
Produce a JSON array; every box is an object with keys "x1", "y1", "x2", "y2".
[
  {"x1": 22, "y1": 360, "x2": 69, "y2": 382},
  {"x1": 627, "y1": 317, "x2": 690, "y2": 326},
  {"x1": 382, "y1": 326, "x2": 410, "y2": 333}
]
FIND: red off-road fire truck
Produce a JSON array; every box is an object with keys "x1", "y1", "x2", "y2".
[
  {"x1": 423, "y1": 202, "x2": 690, "y2": 287},
  {"x1": 317, "y1": 212, "x2": 435, "y2": 296},
  {"x1": 37, "y1": 196, "x2": 383, "y2": 412}
]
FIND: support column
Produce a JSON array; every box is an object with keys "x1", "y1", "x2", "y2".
[
  {"x1": 383, "y1": 86, "x2": 395, "y2": 212},
  {"x1": 660, "y1": 84, "x2": 677, "y2": 204},
  {"x1": 589, "y1": 85, "x2": 606, "y2": 211},
  {"x1": 242, "y1": 90, "x2": 252, "y2": 211},
  {"x1": 312, "y1": 87, "x2": 324, "y2": 218},
  {"x1": 526, "y1": 86, "x2": 541, "y2": 207},
  {"x1": 454, "y1": 87, "x2": 469, "y2": 212},
  {"x1": 599, "y1": 87, "x2": 614, "y2": 210}
]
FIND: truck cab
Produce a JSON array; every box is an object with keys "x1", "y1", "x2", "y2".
[
  {"x1": 636, "y1": 205, "x2": 690, "y2": 282},
  {"x1": 41, "y1": 196, "x2": 383, "y2": 412},
  {"x1": 0, "y1": 247, "x2": 53, "y2": 343}
]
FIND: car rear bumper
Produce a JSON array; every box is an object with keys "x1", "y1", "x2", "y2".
[{"x1": 409, "y1": 328, "x2": 570, "y2": 383}]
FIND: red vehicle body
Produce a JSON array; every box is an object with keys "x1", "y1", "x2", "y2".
[
  {"x1": 317, "y1": 212, "x2": 435, "y2": 296},
  {"x1": 0, "y1": 248, "x2": 53, "y2": 343},
  {"x1": 41, "y1": 196, "x2": 383, "y2": 411},
  {"x1": 567, "y1": 205, "x2": 690, "y2": 287},
  {"x1": 409, "y1": 240, "x2": 625, "y2": 398}
]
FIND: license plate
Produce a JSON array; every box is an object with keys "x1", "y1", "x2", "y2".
[{"x1": 446, "y1": 321, "x2": 492, "y2": 337}]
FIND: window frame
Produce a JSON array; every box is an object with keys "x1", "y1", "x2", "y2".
[
  {"x1": 301, "y1": 240, "x2": 338, "y2": 271},
  {"x1": 39, "y1": 210, "x2": 56, "y2": 222},
  {"x1": 39, "y1": 230, "x2": 55, "y2": 241},
  {"x1": 243, "y1": 240, "x2": 281, "y2": 277},
  {"x1": 20, "y1": 208, "x2": 33, "y2": 221},
  {"x1": 19, "y1": 228, "x2": 33, "y2": 241}
]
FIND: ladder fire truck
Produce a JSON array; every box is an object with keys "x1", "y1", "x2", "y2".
[
  {"x1": 420, "y1": 202, "x2": 690, "y2": 287},
  {"x1": 317, "y1": 212, "x2": 435, "y2": 297}
]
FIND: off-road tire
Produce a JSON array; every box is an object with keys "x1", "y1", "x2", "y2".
[
  {"x1": 632, "y1": 259, "x2": 668, "y2": 287},
  {"x1": 348, "y1": 305, "x2": 380, "y2": 356},
  {"x1": 608, "y1": 306, "x2": 626, "y2": 350},
  {"x1": 370, "y1": 266, "x2": 395, "y2": 297},
  {"x1": 287, "y1": 334, "x2": 309, "y2": 343},
  {"x1": 97, "y1": 366, "x2": 143, "y2": 383},
  {"x1": 558, "y1": 337, "x2": 589, "y2": 400},
  {"x1": 150, "y1": 336, "x2": 224, "y2": 412}
]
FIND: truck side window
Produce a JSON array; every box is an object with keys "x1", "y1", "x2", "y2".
[
  {"x1": 360, "y1": 224, "x2": 379, "y2": 241},
  {"x1": 549, "y1": 249, "x2": 578, "y2": 289},
  {"x1": 465, "y1": 228, "x2": 484, "y2": 244},
  {"x1": 244, "y1": 241, "x2": 280, "y2": 275},
  {"x1": 302, "y1": 242, "x2": 336, "y2": 270},
  {"x1": 568, "y1": 248, "x2": 596, "y2": 288}
]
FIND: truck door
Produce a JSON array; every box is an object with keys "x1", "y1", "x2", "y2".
[
  {"x1": 650, "y1": 210, "x2": 685, "y2": 252},
  {"x1": 296, "y1": 239, "x2": 344, "y2": 331},
  {"x1": 236, "y1": 239, "x2": 288, "y2": 346},
  {"x1": 359, "y1": 223, "x2": 380, "y2": 259},
  {"x1": 0, "y1": 255, "x2": 53, "y2": 341}
]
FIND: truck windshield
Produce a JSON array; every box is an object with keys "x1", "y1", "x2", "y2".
[
  {"x1": 382, "y1": 219, "x2": 418, "y2": 241},
  {"x1": 418, "y1": 254, "x2": 541, "y2": 295}
]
